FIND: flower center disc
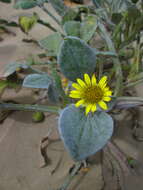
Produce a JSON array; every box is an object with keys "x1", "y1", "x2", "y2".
[{"x1": 83, "y1": 86, "x2": 103, "y2": 103}]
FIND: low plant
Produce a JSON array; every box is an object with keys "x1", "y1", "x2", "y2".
[{"x1": 0, "y1": 0, "x2": 143, "y2": 189}]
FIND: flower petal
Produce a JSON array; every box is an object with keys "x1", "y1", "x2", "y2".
[
  {"x1": 103, "y1": 97, "x2": 111, "y2": 102},
  {"x1": 70, "y1": 90, "x2": 80, "y2": 94},
  {"x1": 72, "y1": 83, "x2": 83, "y2": 90},
  {"x1": 98, "y1": 101, "x2": 108, "y2": 110},
  {"x1": 77, "y1": 78, "x2": 87, "y2": 88},
  {"x1": 69, "y1": 94, "x2": 81, "y2": 98},
  {"x1": 98, "y1": 76, "x2": 107, "y2": 87},
  {"x1": 100, "y1": 83, "x2": 107, "y2": 89},
  {"x1": 91, "y1": 104, "x2": 97, "y2": 112},
  {"x1": 104, "y1": 91, "x2": 112, "y2": 96},
  {"x1": 69, "y1": 91, "x2": 81, "y2": 98},
  {"x1": 84, "y1": 73, "x2": 91, "y2": 85},
  {"x1": 103, "y1": 87, "x2": 109, "y2": 92},
  {"x1": 91, "y1": 74, "x2": 97, "y2": 85},
  {"x1": 75, "y1": 99, "x2": 84, "y2": 107},
  {"x1": 85, "y1": 104, "x2": 92, "y2": 115}
]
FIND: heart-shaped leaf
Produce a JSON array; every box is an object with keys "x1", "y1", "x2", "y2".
[
  {"x1": 19, "y1": 14, "x2": 38, "y2": 33},
  {"x1": 64, "y1": 15, "x2": 98, "y2": 42},
  {"x1": 59, "y1": 105, "x2": 114, "y2": 161},
  {"x1": 58, "y1": 36, "x2": 96, "y2": 81},
  {"x1": 19, "y1": 13, "x2": 38, "y2": 33},
  {"x1": 39, "y1": 32, "x2": 63, "y2": 56}
]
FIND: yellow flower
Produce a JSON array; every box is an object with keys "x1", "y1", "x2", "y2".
[{"x1": 69, "y1": 74, "x2": 112, "y2": 115}]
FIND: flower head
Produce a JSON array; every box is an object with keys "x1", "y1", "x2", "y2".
[{"x1": 69, "y1": 74, "x2": 112, "y2": 115}]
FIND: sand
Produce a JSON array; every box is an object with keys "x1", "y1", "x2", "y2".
[{"x1": 0, "y1": 2, "x2": 143, "y2": 190}]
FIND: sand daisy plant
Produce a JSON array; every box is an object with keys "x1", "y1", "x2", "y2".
[{"x1": 69, "y1": 74, "x2": 112, "y2": 115}]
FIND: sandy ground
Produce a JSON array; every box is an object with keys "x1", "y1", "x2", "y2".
[
  {"x1": 0, "y1": 2, "x2": 60, "y2": 77},
  {"x1": 0, "y1": 2, "x2": 143, "y2": 190}
]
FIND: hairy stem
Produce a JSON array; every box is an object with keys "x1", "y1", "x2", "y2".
[
  {"x1": 57, "y1": 162, "x2": 82, "y2": 190},
  {"x1": 0, "y1": 102, "x2": 59, "y2": 113},
  {"x1": 124, "y1": 78, "x2": 143, "y2": 89},
  {"x1": 50, "y1": 62, "x2": 69, "y2": 106},
  {"x1": 39, "y1": 5, "x2": 61, "y2": 26},
  {"x1": 98, "y1": 23, "x2": 123, "y2": 96},
  {"x1": 92, "y1": 0, "x2": 100, "y2": 8},
  {"x1": 117, "y1": 96, "x2": 143, "y2": 102},
  {"x1": 38, "y1": 19, "x2": 58, "y2": 33},
  {"x1": 37, "y1": 19, "x2": 64, "y2": 37}
]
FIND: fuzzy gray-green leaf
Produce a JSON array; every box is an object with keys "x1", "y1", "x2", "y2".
[
  {"x1": 39, "y1": 33, "x2": 63, "y2": 56},
  {"x1": 4, "y1": 62, "x2": 29, "y2": 77},
  {"x1": 58, "y1": 36, "x2": 96, "y2": 81},
  {"x1": 64, "y1": 16, "x2": 97, "y2": 42},
  {"x1": 59, "y1": 105, "x2": 114, "y2": 161},
  {"x1": 23, "y1": 74, "x2": 51, "y2": 89},
  {"x1": 14, "y1": 0, "x2": 37, "y2": 9},
  {"x1": 48, "y1": 0, "x2": 68, "y2": 16},
  {"x1": 64, "y1": 21, "x2": 81, "y2": 38}
]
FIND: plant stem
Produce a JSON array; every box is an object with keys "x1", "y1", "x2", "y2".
[
  {"x1": 107, "y1": 141, "x2": 131, "y2": 174},
  {"x1": 98, "y1": 59, "x2": 103, "y2": 79},
  {"x1": 117, "y1": 96, "x2": 143, "y2": 102},
  {"x1": 50, "y1": 62, "x2": 69, "y2": 106},
  {"x1": 39, "y1": 5, "x2": 61, "y2": 26},
  {"x1": 92, "y1": 0, "x2": 100, "y2": 8},
  {"x1": 38, "y1": 19, "x2": 65, "y2": 37},
  {"x1": 38, "y1": 19, "x2": 58, "y2": 33},
  {"x1": 57, "y1": 162, "x2": 82, "y2": 190},
  {"x1": 113, "y1": 13, "x2": 127, "y2": 41},
  {"x1": 124, "y1": 78, "x2": 143, "y2": 89},
  {"x1": 115, "y1": 96, "x2": 143, "y2": 109},
  {"x1": 98, "y1": 23, "x2": 123, "y2": 96},
  {"x1": 0, "y1": 102, "x2": 59, "y2": 113}
]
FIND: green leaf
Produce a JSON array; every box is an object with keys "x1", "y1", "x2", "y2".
[
  {"x1": 0, "y1": 19, "x2": 8, "y2": 25},
  {"x1": 36, "y1": 0, "x2": 49, "y2": 5},
  {"x1": 111, "y1": 13, "x2": 123, "y2": 24},
  {"x1": 19, "y1": 14, "x2": 38, "y2": 33},
  {"x1": 64, "y1": 21, "x2": 81, "y2": 38},
  {"x1": 80, "y1": 15, "x2": 98, "y2": 42},
  {"x1": 92, "y1": 0, "x2": 103, "y2": 7},
  {"x1": 14, "y1": 0, "x2": 37, "y2": 9},
  {"x1": 0, "y1": 0, "x2": 11, "y2": 3},
  {"x1": 0, "y1": 80, "x2": 8, "y2": 93},
  {"x1": 39, "y1": 32, "x2": 63, "y2": 56},
  {"x1": 62, "y1": 9, "x2": 78, "y2": 24},
  {"x1": 108, "y1": 0, "x2": 133, "y2": 14},
  {"x1": 131, "y1": 0, "x2": 139, "y2": 3},
  {"x1": 48, "y1": 0, "x2": 68, "y2": 16},
  {"x1": 58, "y1": 36, "x2": 96, "y2": 81},
  {"x1": 64, "y1": 15, "x2": 98, "y2": 42},
  {"x1": 0, "y1": 78, "x2": 20, "y2": 93},
  {"x1": 4, "y1": 62, "x2": 29, "y2": 77},
  {"x1": 48, "y1": 84, "x2": 60, "y2": 103},
  {"x1": 23, "y1": 74, "x2": 51, "y2": 89},
  {"x1": 59, "y1": 105, "x2": 114, "y2": 161},
  {"x1": 6, "y1": 21, "x2": 18, "y2": 27},
  {"x1": 93, "y1": 0, "x2": 134, "y2": 14}
]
